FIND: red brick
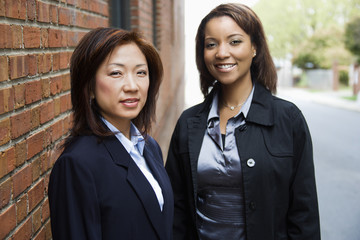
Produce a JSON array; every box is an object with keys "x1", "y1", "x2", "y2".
[
  {"x1": 33, "y1": 226, "x2": 45, "y2": 240},
  {"x1": 5, "y1": 0, "x2": 26, "y2": 20},
  {"x1": 0, "y1": 87, "x2": 15, "y2": 114},
  {"x1": 32, "y1": 157, "x2": 41, "y2": 180},
  {"x1": 13, "y1": 83, "x2": 25, "y2": 109},
  {"x1": 59, "y1": 51, "x2": 70, "y2": 69},
  {"x1": 48, "y1": 28, "x2": 62, "y2": 47},
  {"x1": 24, "y1": 26, "x2": 41, "y2": 48},
  {"x1": 41, "y1": 28, "x2": 49, "y2": 48},
  {"x1": 60, "y1": 92, "x2": 71, "y2": 113},
  {"x1": 40, "y1": 101, "x2": 54, "y2": 124},
  {"x1": 49, "y1": 4, "x2": 57, "y2": 24},
  {"x1": 52, "y1": 52, "x2": 60, "y2": 71},
  {"x1": 41, "y1": 198, "x2": 50, "y2": 221},
  {"x1": 12, "y1": 165, "x2": 32, "y2": 197},
  {"x1": 41, "y1": 77, "x2": 50, "y2": 98},
  {"x1": 51, "y1": 120, "x2": 63, "y2": 142},
  {"x1": 0, "y1": 177, "x2": 12, "y2": 208},
  {"x1": 54, "y1": 97, "x2": 60, "y2": 117},
  {"x1": 10, "y1": 109, "x2": 31, "y2": 139},
  {"x1": 0, "y1": 204, "x2": 16, "y2": 239},
  {"x1": 0, "y1": 55, "x2": 9, "y2": 81},
  {"x1": 16, "y1": 194, "x2": 28, "y2": 222},
  {"x1": 43, "y1": 219, "x2": 52, "y2": 240},
  {"x1": 0, "y1": 24, "x2": 11, "y2": 48},
  {"x1": 28, "y1": 180, "x2": 44, "y2": 212},
  {"x1": 37, "y1": 0, "x2": 50, "y2": 23},
  {"x1": 27, "y1": 130, "x2": 44, "y2": 159},
  {"x1": 11, "y1": 24, "x2": 22, "y2": 48},
  {"x1": 14, "y1": 140, "x2": 27, "y2": 167},
  {"x1": 9, "y1": 55, "x2": 29, "y2": 79},
  {"x1": 67, "y1": 30, "x2": 80, "y2": 47},
  {"x1": 62, "y1": 73, "x2": 71, "y2": 91},
  {"x1": 31, "y1": 105, "x2": 40, "y2": 129},
  {"x1": 0, "y1": 118, "x2": 11, "y2": 145},
  {"x1": 32, "y1": 206, "x2": 42, "y2": 232},
  {"x1": 25, "y1": 79, "x2": 42, "y2": 104},
  {"x1": 38, "y1": 53, "x2": 51, "y2": 74},
  {"x1": 0, "y1": 147, "x2": 15, "y2": 178},
  {"x1": 59, "y1": 7, "x2": 71, "y2": 26},
  {"x1": 12, "y1": 216, "x2": 32, "y2": 240},
  {"x1": 28, "y1": 54, "x2": 38, "y2": 76},
  {"x1": 27, "y1": 0, "x2": 36, "y2": 20},
  {"x1": 0, "y1": 0, "x2": 5, "y2": 16},
  {"x1": 50, "y1": 75, "x2": 62, "y2": 96}
]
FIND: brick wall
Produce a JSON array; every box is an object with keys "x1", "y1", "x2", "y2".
[{"x1": 0, "y1": 0, "x2": 184, "y2": 239}]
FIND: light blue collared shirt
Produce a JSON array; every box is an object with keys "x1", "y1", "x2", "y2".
[{"x1": 102, "y1": 118, "x2": 164, "y2": 211}]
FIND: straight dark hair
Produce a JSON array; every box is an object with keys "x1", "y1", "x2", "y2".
[
  {"x1": 195, "y1": 3, "x2": 277, "y2": 96},
  {"x1": 66, "y1": 27, "x2": 163, "y2": 146}
]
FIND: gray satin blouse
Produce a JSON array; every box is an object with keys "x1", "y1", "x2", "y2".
[{"x1": 196, "y1": 87, "x2": 254, "y2": 240}]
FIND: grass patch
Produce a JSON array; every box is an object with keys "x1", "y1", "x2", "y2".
[{"x1": 342, "y1": 95, "x2": 357, "y2": 101}]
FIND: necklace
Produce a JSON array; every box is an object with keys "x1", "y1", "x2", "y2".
[{"x1": 223, "y1": 100, "x2": 245, "y2": 110}]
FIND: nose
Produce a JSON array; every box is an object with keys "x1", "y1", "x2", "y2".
[
  {"x1": 123, "y1": 74, "x2": 139, "y2": 92},
  {"x1": 215, "y1": 43, "x2": 230, "y2": 59}
]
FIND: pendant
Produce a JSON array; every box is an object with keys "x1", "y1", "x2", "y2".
[{"x1": 230, "y1": 106, "x2": 235, "y2": 110}]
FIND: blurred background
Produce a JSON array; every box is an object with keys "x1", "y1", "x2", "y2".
[{"x1": 0, "y1": 0, "x2": 359, "y2": 239}]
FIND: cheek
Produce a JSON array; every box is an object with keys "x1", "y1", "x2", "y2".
[{"x1": 95, "y1": 78, "x2": 112, "y2": 97}]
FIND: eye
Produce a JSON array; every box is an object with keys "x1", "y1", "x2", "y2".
[
  {"x1": 230, "y1": 39, "x2": 242, "y2": 45},
  {"x1": 137, "y1": 70, "x2": 147, "y2": 77},
  {"x1": 205, "y1": 42, "x2": 217, "y2": 49},
  {"x1": 110, "y1": 71, "x2": 122, "y2": 77}
]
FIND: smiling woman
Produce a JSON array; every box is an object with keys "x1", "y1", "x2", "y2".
[
  {"x1": 48, "y1": 28, "x2": 174, "y2": 240},
  {"x1": 166, "y1": 3, "x2": 320, "y2": 240}
]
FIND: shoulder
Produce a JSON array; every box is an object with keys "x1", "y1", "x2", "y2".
[
  {"x1": 271, "y1": 95, "x2": 303, "y2": 120},
  {"x1": 54, "y1": 135, "x2": 110, "y2": 170}
]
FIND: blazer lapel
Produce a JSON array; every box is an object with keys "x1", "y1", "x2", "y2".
[
  {"x1": 187, "y1": 114, "x2": 208, "y2": 203},
  {"x1": 102, "y1": 136, "x2": 165, "y2": 239}
]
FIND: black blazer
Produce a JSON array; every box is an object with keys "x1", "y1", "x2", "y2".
[
  {"x1": 48, "y1": 134, "x2": 174, "y2": 240},
  {"x1": 166, "y1": 82, "x2": 320, "y2": 240}
]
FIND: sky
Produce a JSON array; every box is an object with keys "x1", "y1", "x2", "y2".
[{"x1": 184, "y1": 0, "x2": 260, "y2": 107}]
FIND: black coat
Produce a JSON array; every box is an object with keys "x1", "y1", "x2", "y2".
[
  {"x1": 165, "y1": 82, "x2": 320, "y2": 240},
  {"x1": 48, "y1": 134, "x2": 174, "y2": 240}
]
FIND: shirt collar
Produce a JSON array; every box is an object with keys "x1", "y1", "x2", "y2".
[
  {"x1": 207, "y1": 84, "x2": 255, "y2": 124},
  {"x1": 101, "y1": 118, "x2": 145, "y2": 155}
]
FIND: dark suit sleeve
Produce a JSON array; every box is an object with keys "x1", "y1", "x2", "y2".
[
  {"x1": 288, "y1": 111, "x2": 321, "y2": 240},
  {"x1": 165, "y1": 121, "x2": 194, "y2": 240},
  {"x1": 48, "y1": 154, "x2": 102, "y2": 240}
]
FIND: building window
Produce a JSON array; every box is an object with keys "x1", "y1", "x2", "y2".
[{"x1": 110, "y1": 0, "x2": 130, "y2": 30}]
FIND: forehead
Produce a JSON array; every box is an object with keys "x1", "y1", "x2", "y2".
[
  {"x1": 204, "y1": 16, "x2": 248, "y2": 38},
  {"x1": 108, "y1": 43, "x2": 146, "y2": 61}
]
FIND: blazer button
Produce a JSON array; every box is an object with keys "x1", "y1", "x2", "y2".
[
  {"x1": 247, "y1": 158, "x2": 255, "y2": 167},
  {"x1": 249, "y1": 201, "x2": 256, "y2": 210}
]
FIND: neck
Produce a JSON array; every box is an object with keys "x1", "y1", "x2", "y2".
[{"x1": 221, "y1": 78, "x2": 253, "y2": 107}]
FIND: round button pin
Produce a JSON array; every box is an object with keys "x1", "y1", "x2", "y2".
[{"x1": 247, "y1": 158, "x2": 255, "y2": 167}]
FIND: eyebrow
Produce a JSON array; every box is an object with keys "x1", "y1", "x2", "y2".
[
  {"x1": 205, "y1": 33, "x2": 245, "y2": 40},
  {"x1": 108, "y1": 63, "x2": 147, "y2": 67}
]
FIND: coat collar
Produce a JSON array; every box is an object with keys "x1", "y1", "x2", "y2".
[
  {"x1": 185, "y1": 81, "x2": 275, "y2": 201},
  {"x1": 102, "y1": 136, "x2": 168, "y2": 239}
]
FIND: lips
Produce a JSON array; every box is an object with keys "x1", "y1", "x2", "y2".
[
  {"x1": 215, "y1": 63, "x2": 236, "y2": 72},
  {"x1": 120, "y1": 98, "x2": 139, "y2": 108}
]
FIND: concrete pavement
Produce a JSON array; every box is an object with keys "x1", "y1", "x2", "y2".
[{"x1": 277, "y1": 87, "x2": 360, "y2": 113}]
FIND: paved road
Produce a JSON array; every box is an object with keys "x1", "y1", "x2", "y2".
[{"x1": 278, "y1": 89, "x2": 360, "y2": 240}]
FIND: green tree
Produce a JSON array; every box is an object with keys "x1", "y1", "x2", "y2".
[
  {"x1": 344, "y1": 16, "x2": 360, "y2": 63},
  {"x1": 253, "y1": 0, "x2": 360, "y2": 60}
]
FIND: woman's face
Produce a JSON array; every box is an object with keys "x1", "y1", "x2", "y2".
[
  {"x1": 94, "y1": 43, "x2": 149, "y2": 130},
  {"x1": 203, "y1": 16, "x2": 255, "y2": 86}
]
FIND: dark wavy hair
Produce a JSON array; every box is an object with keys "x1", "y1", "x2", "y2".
[
  {"x1": 67, "y1": 27, "x2": 163, "y2": 145},
  {"x1": 195, "y1": 3, "x2": 277, "y2": 96}
]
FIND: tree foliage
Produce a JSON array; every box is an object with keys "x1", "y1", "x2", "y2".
[
  {"x1": 344, "y1": 17, "x2": 360, "y2": 61},
  {"x1": 253, "y1": 0, "x2": 360, "y2": 67}
]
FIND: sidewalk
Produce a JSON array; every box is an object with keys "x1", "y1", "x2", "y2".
[{"x1": 277, "y1": 87, "x2": 360, "y2": 113}]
